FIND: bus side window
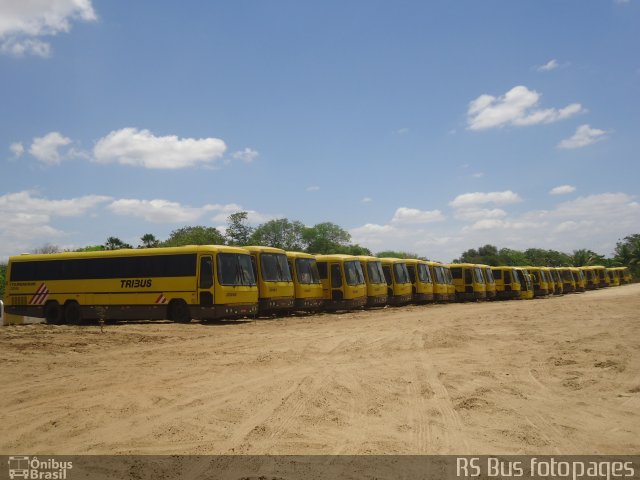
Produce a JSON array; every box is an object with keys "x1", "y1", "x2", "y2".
[
  {"x1": 331, "y1": 264, "x2": 343, "y2": 288},
  {"x1": 317, "y1": 262, "x2": 328, "y2": 279},
  {"x1": 504, "y1": 271, "x2": 511, "y2": 283},
  {"x1": 199, "y1": 256, "x2": 213, "y2": 289},
  {"x1": 464, "y1": 269, "x2": 472, "y2": 284}
]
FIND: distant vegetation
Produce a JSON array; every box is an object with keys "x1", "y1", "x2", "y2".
[{"x1": 0, "y1": 213, "x2": 638, "y2": 299}]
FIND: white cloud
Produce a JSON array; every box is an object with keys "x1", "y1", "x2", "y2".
[
  {"x1": 391, "y1": 207, "x2": 445, "y2": 224},
  {"x1": 396, "y1": 128, "x2": 409, "y2": 135},
  {"x1": 537, "y1": 59, "x2": 559, "y2": 72},
  {"x1": 106, "y1": 198, "x2": 275, "y2": 225},
  {"x1": 467, "y1": 85, "x2": 584, "y2": 130},
  {"x1": 9, "y1": 142, "x2": 24, "y2": 158},
  {"x1": 0, "y1": 190, "x2": 111, "y2": 259},
  {"x1": 233, "y1": 148, "x2": 259, "y2": 163},
  {"x1": 361, "y1": 197, "x2": 373, "y2": 203},
  {"x1": 549, "y1": 185, "x2": 576, "y2": 195},
  {"x1": 93, "y1": 128, "x2": 227, "y2": 169},
  {"x1": 29, "y1": 132, "x2": 72, "y2": 165},
  {"x1": 471, "y1": 172, "x2": 484, "y2": 178},
  {"x1": 306, "y1": 186, "x2": 320, "y2": 192},
  {"x1": 449, "y1": 190, "x2": 522, "y2": 208},
  {"x1": 454, "y1": 208, "x2": 507, "y2": 221},
  {"x1": 107, "y1": 199, "x2": 205, "y2": 223},
  {"x1": 0, "y1": 0, "x2": 97, "y2": 58},
  {"x1": 557, "y1": 124, "x2": 607, "y2": 149}
]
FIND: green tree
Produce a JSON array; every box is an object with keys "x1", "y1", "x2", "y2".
[
  {"x1": 376, "y1": 250, "x2": 424, "y2": 259},
  {"x1": 497, "y1": 248, "x2": 528, "y2": 266},
  {"x1": 139, "y1": 233, "x2": 160, "y2": 248},
  {"x1": 104, "y1": 237, "x2": 133, "y2": 250},
  {"x1": 302, "y1": 222, "x2": 351, "y2": 254},
  {"x1": 571, "y1": 249, "x2": 605, "y2": 267},
  {"x1": 162, "y1": 226, "x2": 225, "y2": 247},
  {"x1": 225, "y1": 211, "x2": 254, "y2": 246},
  {"x1": 249, "y1": 218, "x2": 306, "y2": 250},
  {"x1": 613, "y1": 234, "x2": 640, "y2": 277},
  {"x1": 335, "y1": 244, "x2": 372, "y2": 256},
  {"x1": 75, "y1": 245, "x2": 106, "y2": 252},
  {"x1": 32, "y1": 243, "x2": 60, "y2": 254}
]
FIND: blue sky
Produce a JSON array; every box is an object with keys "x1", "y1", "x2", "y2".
[{"x1": 1, "y1": 0, "x2": 639, "y2": 262}]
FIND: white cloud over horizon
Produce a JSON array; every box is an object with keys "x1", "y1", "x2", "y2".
[
  {"x1": 549, "y1": 185, "x2": 576, "y2": 195},
  {"x1": 391, "y1": 207, "x2": 445, "y2": 224},
  {"x1": 449, "y1": 190, "x2": 523, "y2": 208},
  {"x1": 558, "y1": 124, "x2": 607, "y2": 149},
  {"x1": 93, "y1": 128, "x2": 227, "y2": 169},
  {"x1": 537, "y1": 59, "x2": 559, "y2": 72},
  {"x1": 467, "y1": 85, "x2": 584, "y2": 130},
  {"x1": 29, "y1": 132, "x2": 72, "y2": 165},
  {"x1": 0, "y1": 0, "x2": 97, "y2": 57}
]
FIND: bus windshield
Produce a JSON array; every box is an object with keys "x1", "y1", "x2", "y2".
[
  {"x1": 366, "y1": 261, "x2": 385, "y2": 284},
  {"x1": 417, "y1": 264, "x2": 431, "y2": 283},
  {"x1": 261, "y1": 253, "x2": 292, "y2": 282},
  {"x1": 344, "y1": 261, "x2": 365, "y2": 285},
  {"x1": 295, "y1": 258, "x2": 321, "y2": 284},
  {"x1": 218, "y1": 253, "x2": 256, "y2": 286},
  {"x1": 394, "y1": 263, "x2": 410, "y2": 284}
]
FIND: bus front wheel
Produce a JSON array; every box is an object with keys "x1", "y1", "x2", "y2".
[
  {"x1": 168, "y1": 300, "x2": 191, "y2": 323},
  {"x1": 44, "y1": 301, "x2": 63, "y2": 324}
]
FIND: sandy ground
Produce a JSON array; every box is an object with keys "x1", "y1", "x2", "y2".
[{"x1": 0, "y1": 284, "x2": 638, "y2": 455}]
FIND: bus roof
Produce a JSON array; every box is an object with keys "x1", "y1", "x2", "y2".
[
  {"x1": 8, "y1": 245, "x2": 249, "y2": 263},
  {"x1": 244, "y1": 245, "x2": 287, "y2": 254}
]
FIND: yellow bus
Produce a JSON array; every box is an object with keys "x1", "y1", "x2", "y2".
[
  {"x1": 580, "y1": 266, "x2": 599, "y2": 290},
  {"x1": 514, "y1": 267, "x2": 534, "y2": 299},
  {"x1": 357, "y1": 256, "x2": 389, "y2": 307},
  {"x1": 490, "y1": 266, "x2": 521, "y2": 300},
  {"x1": 606, "y1": 267, "x2": 621, "y2": 287},
  {"x1": 618, "y1": 267, "x2": 632, "y2": 284},
  {"x1": 315, "y1": 254, "x2": 367, "y2": 311},
  {"x1": 541, "y1": 267, "x2": 560, "y2": 295},
  {"x1": 557, "y1": 267, "x2": 576, "y2": 293},
  {"x1": 3, "y1": 246, "x2": 258, "y2": 324},
  {"x1": 442, "y1": 265, "x2": 456, "y2": 302},
  {"x1": 478, "y1": 264, "x2": 497, "y2": 299},
  {"x1": 570, "y1": 267, "x2": 586, "y2": 292},
  {"x1": 448, "y1": 263, "x2": 487, "y2": 301},
  {"x1": 591, "y1": 265, "x2": 609, "y2": 288},
  {"x1": 527, "y1": 267, "x2": 550, "y2": 297},
  {"x1": 379, "y1": 258, "x2": 413, "y2": 305},
  {"x1": 404, "y1": 259, "x2": 434, "y2": 303},
  {"x1": 426, "y1": 261, "x2": 450, "y2": 302},
  {"x1": 245, "y1": 246, "x2": 295, "y2": 315},
  {"x1": 286, "y1": 251, "x2": 324, "y2": 311}
]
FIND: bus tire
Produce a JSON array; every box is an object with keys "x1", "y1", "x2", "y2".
[
  {"x1": 44, "y1": 301, "x2": 63, "y2": 324},
  {"x1": 64, "y1": 301, "x2": 83, "y2": 325},
  {"x1": 169, "y1": 300, "x2": 191, "y2": 323}
]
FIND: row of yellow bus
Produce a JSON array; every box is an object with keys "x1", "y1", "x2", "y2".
[{"x1": 2, "y1": 245, "x2": 633, "y2": 324}]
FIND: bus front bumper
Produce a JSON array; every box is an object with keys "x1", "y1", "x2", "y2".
[
  {"x1": 323, "y1": 296, "x2": 367, "y2": 311},
  {"x1": 388, "y1": 293, "x2": 413, "y2": 306},
  {"x1": 366, "y1": 295, "x2": 389, "y2": 307},
  {"x1": 412, "y1": 293, "x2": 434, "y2": 304},
  {"x1": 294, "y1": 298, "x2": 325, "y2": 310}
]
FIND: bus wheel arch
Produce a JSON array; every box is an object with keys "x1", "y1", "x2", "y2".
[
  {"x1": 64, "y1": 301, "x2": 83, "y2": 325},
  {"x1": 44, "y1": 301, "x2": 63, "y2": 324},
  {"x1": 168, "y1": 299, "x2": 191, "y2": 323}
]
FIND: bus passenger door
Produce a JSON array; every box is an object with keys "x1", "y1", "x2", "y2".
[{"x1": 198, "y1": 255, "x2": 214, "y2": 306}]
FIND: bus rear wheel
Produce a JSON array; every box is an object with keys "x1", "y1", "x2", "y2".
[
  {"x1": 64, "y1": 301, "x2": 83, "y2": 325},
  {"x1": 44, "y1": 301, "x2": 63, "y2": 325},
  {"x1": 168, "y1": 300, "x2": 191, "y2": 323}
]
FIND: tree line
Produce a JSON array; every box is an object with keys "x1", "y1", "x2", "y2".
[{"x1": 0, "y1": 213, "x2": 638, "y2": 299}]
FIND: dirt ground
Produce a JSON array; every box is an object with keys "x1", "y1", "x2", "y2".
[{"x1": 1, "y1": 284, "x2": 638, "y2": 455}]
